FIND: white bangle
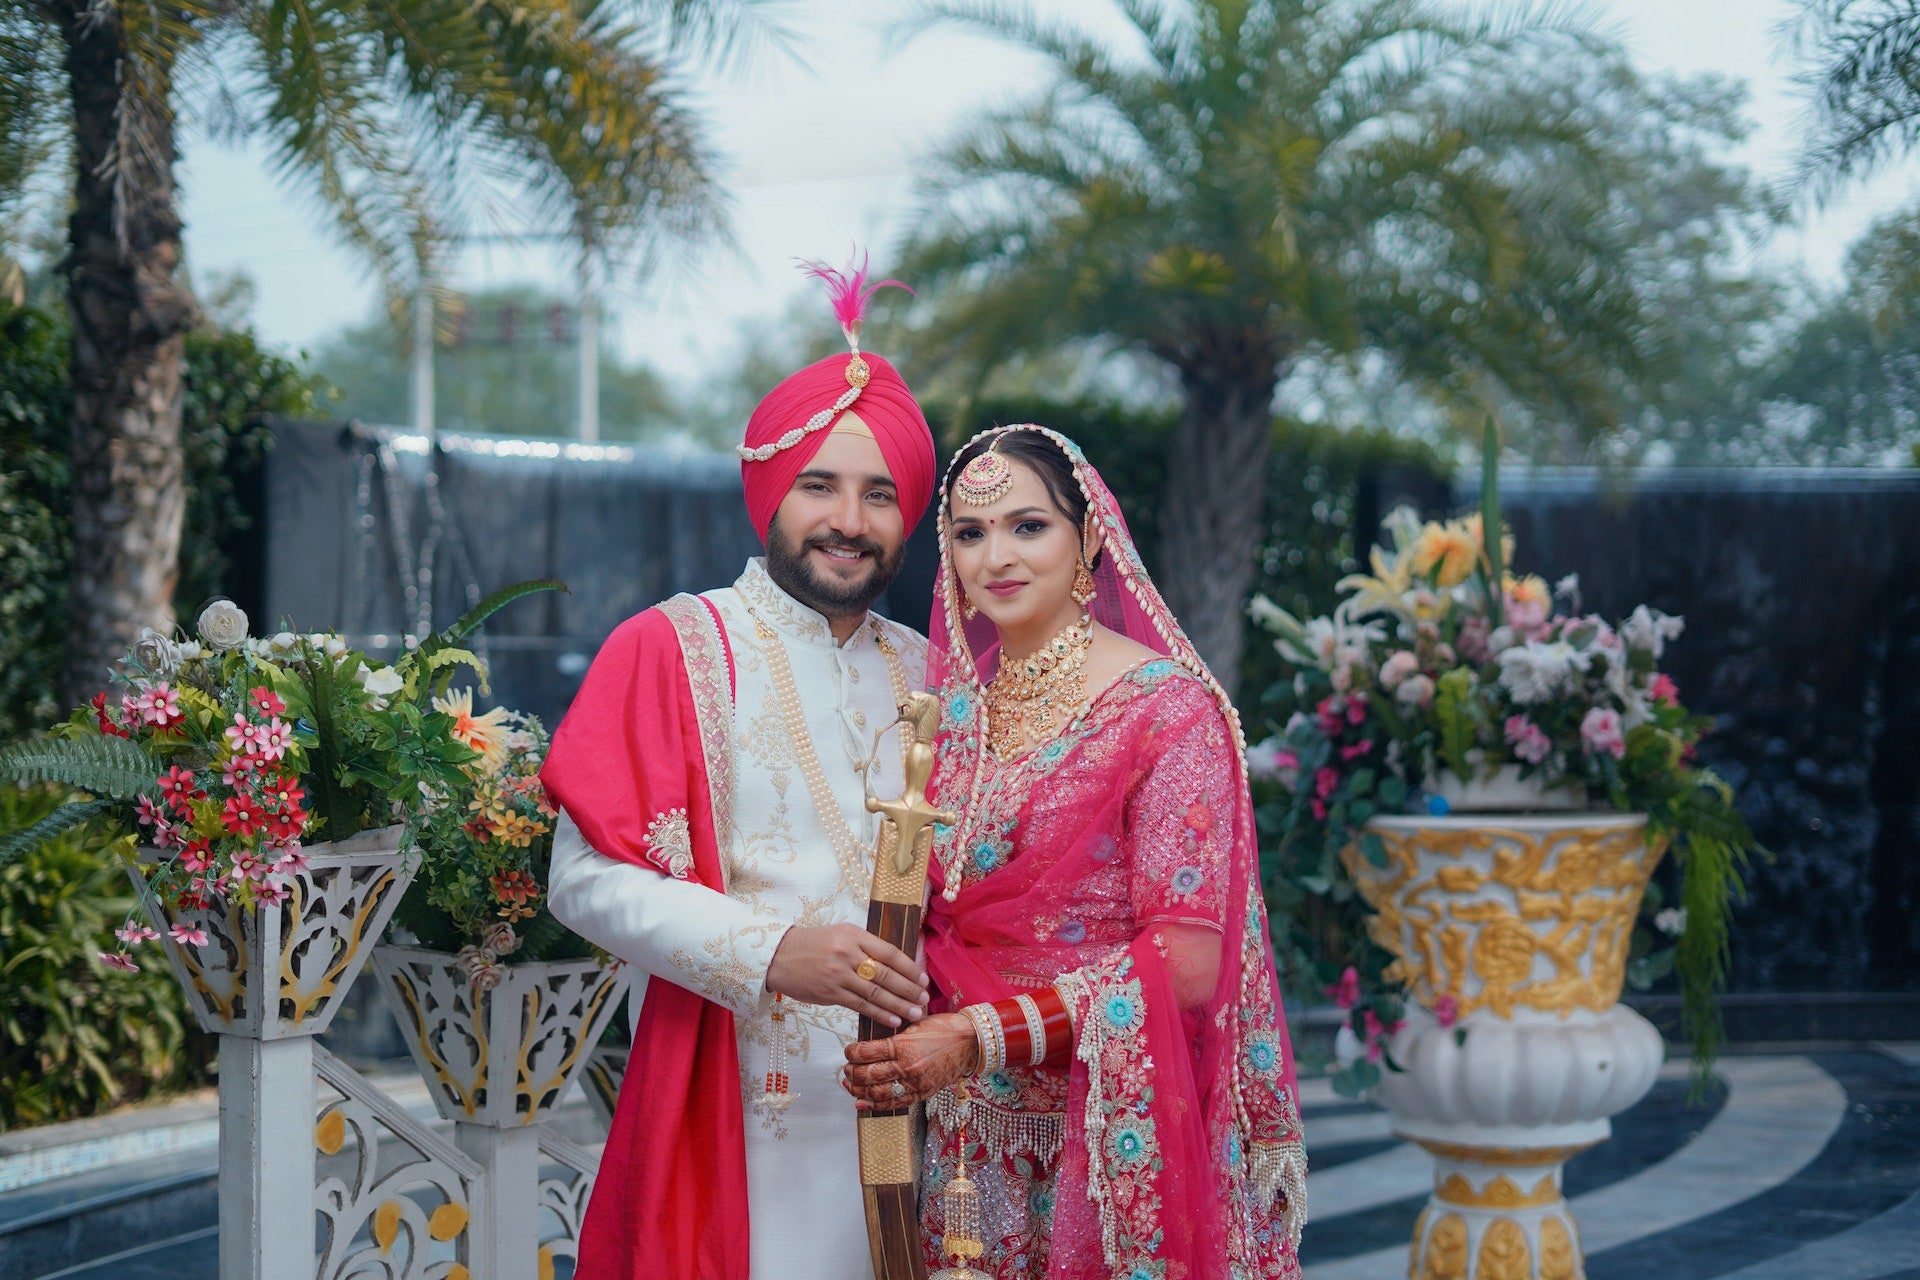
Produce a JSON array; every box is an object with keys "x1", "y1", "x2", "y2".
[
  {"x1": 1014, "y1": 993, "x2": 1046, "y2": 1066},
  {"x1": 962, "y1": 1001, "x2": 1006, "y2": 1074}
]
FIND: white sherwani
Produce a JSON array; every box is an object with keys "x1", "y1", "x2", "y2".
[{"x1": 549, "y1": 558, "x2": 928, "y2": 1280}]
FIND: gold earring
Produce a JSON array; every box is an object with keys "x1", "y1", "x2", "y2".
[
  {"x1": 1071, "y1": 561, "x2": 1096, "y2": 606},
  {"x1": 961, "y1": 594, "x2": 977, "y2": 621}
]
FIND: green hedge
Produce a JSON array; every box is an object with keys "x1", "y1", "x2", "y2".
[
  {"x1": 0, "y1": 785, "x2": 214, "y2": 1130},
  {"x1": 0, "y1": 303, "x2": 328, "y2": 739}
]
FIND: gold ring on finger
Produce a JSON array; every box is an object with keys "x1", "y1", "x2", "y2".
[{"x1": 855, "y1": 957, "x2": 880, "y2": 983}]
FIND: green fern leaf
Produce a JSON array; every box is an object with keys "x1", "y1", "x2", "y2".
[
  {"x1": 0, "y1": 798, "x2": 118, "y2": 872},
  {"x1": 1434, "y1": 669, "x2": 1475, "y2": 782},
  {"x1": 0, "y1": 736, "x2": 163, "y2": 800}
]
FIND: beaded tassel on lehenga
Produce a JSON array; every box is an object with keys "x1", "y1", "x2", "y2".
[{"x1": 931, "y1": 1109, "x2": 987, "y2": 1280}]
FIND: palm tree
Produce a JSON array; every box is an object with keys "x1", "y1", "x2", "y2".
[
  {"x1": 1792, "y1": 0, "x2": 1920, "y2": 192},
  {"x1": 896, "y1": 0, "x2": 1745, "y2": 681},
  {"x1": 3, "y1": 0, "x2": 777, "y2": 708}
]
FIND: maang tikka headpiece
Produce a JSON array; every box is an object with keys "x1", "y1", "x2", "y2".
[
  {"x1": 954, "y1": 437, "x2": 1015, "y2": 507},
  {"x1": 735, "y1": 250, "x2": 913, "y2": 463}
]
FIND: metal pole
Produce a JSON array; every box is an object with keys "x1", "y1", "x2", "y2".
[
  {"x1": 577, "y1": 240, "x2": 599, "y2": 443},
  {"x1": 412, "y1": 280, "x2": 435, "y2": 436}
]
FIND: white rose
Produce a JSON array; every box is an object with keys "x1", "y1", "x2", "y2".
[
  {"x1": 1396, "y1": 674, "x2": 1436, "y2": 709},
  {"x1": 132, "y1": 627, "x2": 181, "y2": 675},
  {"x1": 176, "y1": 640, "x2": 204, "y2": 662},
  {"x1": 196, "y1": 600, "x2": 249, "y2": 651},
  {"x1": 357, "y1": 665, "x2": 405, "y2": 699}
]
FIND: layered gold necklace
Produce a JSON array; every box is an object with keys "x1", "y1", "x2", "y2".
[{"x1": 984, "y1": 613, "x2": 1094, "y2": 761}]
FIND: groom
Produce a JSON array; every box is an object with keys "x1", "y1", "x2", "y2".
[{"x1": 540, "y1": 287, "x2": 938, "y2": 1280}]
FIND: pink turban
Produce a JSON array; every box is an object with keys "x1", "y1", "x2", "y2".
[{"x1": 738, "y1": 350, "x2": 935, "y2": 542}]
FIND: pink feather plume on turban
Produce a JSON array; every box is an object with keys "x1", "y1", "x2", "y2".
[{"x1": 738, "y1": 252, "x2": 935, "y2": 541}]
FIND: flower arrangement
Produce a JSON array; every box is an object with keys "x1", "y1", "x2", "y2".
[
  {"x1": 0, "y1": 582, "x2": 563, "y2": 973},
  {"x1": 1250, "y1": 431, "x2": 1754, "y2": 1095},
  {"x1": 386, "y1": 690, "x2": 594, "y2": 988}
]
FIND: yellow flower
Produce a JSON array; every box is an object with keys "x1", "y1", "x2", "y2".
[
  {"x1": 1411, "y1": 521, "x2": 1481, "y2": 587},
  {"x1": 489, "y1": 811, "x2": 549, "y2": 848},
  {"x1": 432, "y1": 687, "x2": 512, "y2": 775},
  {"x1": 1336, "y1": 543, "x2": 1418, "y2": 620},
  {"x1": 1504, "y1": 574, "x2": 1550, "y2": 609}
]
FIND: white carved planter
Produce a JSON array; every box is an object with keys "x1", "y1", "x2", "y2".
[
  {"x1": 131, "y1": 824, "x2": 413, "y2": 1038},
  {"x1": 1345, "y1": 809, "x2": 1667, "y2": 1280},
  {"x1": 373, "y1": 946, "x2": 625, "y2": 1280},
  {"x1": 372, "y1": 946, "x2": 624, "y2": 1128},
  {"x1": 127, "y1": 824, "x2": 413, "y2": 1280}
]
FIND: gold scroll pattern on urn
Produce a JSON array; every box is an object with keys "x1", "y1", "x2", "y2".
[{"x1": 1346, "y1": 821, "x2": 1667, "y2": 1020}]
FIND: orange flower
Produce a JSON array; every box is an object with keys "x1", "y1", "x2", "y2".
[
  {"x1": 491, "y1": 869, "x2": 540, "y2": 920},
  {"x1": 432, "y1": 687, "x2": 512, "y2": 774}
]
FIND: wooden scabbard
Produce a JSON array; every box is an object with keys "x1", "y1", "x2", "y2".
[{"x1": 857, "y1": 801, "x2": 936, "y2": 1279}]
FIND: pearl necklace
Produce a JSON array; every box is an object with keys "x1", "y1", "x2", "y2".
[
  {"x1": 984, "y1": 614, "x2": 1093, "y2": 761},
  {"x1": 749, "y1": 609, "x2": 911, "y2": 896}
]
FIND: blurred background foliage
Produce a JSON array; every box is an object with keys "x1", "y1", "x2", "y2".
[{"x1": 0, "y1": 785, "x2": 213, "y2": 1130}]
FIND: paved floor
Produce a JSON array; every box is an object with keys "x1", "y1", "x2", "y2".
[
  {"x1": 10, "y1": 1045, "x2": 1918, "y2": 1278},
  {"x1": 1303, "y1": 1044, "x2": 1920, "y2": 1279}
]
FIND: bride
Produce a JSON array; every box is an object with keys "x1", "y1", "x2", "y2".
[{"x1": 844, "y1": 426, "x2": 1307, "y2": 1278}]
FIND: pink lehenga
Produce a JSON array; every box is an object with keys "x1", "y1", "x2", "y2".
[{"x1": 919, "y1": 426, "x2": 1306, "y2": 1280}]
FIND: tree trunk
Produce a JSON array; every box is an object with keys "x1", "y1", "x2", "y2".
[
  {"x1": 56, "y1": 3, "x2": 193, "y2": 708},
  {"x1": 1152, "y1": 332, "x2": 1281, "y2": 698}
]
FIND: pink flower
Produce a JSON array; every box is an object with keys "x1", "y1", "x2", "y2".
[
  {"x1": 1314, "y1": 767, "x2": 1340, "y2": 800},
  {"x1": 266, "y1": 812, "x2": 305, "y2": 845},
  {"x1": 1315, "y1": 698, "x2": 1345, "y2": 736},
  {"x1": 179, "y1": 839, "x2": 213, "y2": 873},
  {"x1": 232, "y1": 848, "x2": 269, "y2": 882},
  {"x1": 220, "y1": 756, "x2": 257, "y2": 789},
  {"x1": 115, "y1": 923, "x2": 159, "y2": 946},
  {"x1": 92, "y1": 692, "x2": 129, "y2": 738},
  {"x1": 1433, "y1": 994, "x2": 1460, "y2": 1028},
  {"x1": 254, "y1": 878, "x2": 290, "y2": 907},
  {"x1": 1580, "y1": 707, "x2": 1627, "y2": 759},
  {"x1": 1505, "y1": 594, "x2": 1550, "y2": 638},
  {"x1": 1326, "y1": 966, "x2": 1360, "y2": 1010},
  {"x1": 134, "y1": 682, "x2": 184, "y2": 728},
  {"x1": 99, "y1": 951, "x2": 139, "y2": 972},
  {"x1": 150, "y1": 816, "x2": 180, "y2": 850},
  {"x1": 1456, "y1": 615, "x2": 1492, "y2": 664},
  {"x1": 1310, "y1": 799, "x2": 1327, "y2": 820},
  {"x1": 158, "y1": 765, "x2": 202, "y2": 808},
  {"x1": 1346, "y1": 692, "x2": 1370, "y2": 725},
  {"x1": 256, "y1": 717, "x2": 294, "y2": 763},
  {"x1": 1362, "y1": 1009, "x2": 1403, "y2": 1062},
  {"x1": 272, "y1": 845, "x2": 310, "y2": 876},
  {"x1": 1649, "y1": 673, "x2": 1679, "y2": 705},
  {"x1": 249, "y1": 686, "x2": 286, "y2": 718},
  {"x1": 1339, "y1": 739, "x2": 1374, "y2": 762},
  {"x1": 1503, "y1": 715, "x2": 1553, "y2": 765},
  {"x1": 223, "y1": 795, "x2": 270, "y2": 837},
  {"x1": 136, "y1": 795, "x2": 167, "y2": 828},
  {"x1": 224, "y1": 714, "x2": 271, "y2": 757},
  {"x1": 168, "y1": 923, "x2": 210, "y2": 948}
]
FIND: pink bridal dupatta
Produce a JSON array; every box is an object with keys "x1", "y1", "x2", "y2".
[{"x1": 921, "y1": 426, "x2": 1307, "y2": 1279}]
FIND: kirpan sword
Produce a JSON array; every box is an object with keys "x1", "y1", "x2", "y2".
[{"x1": 857, "y1": 690, "x2": 957, "y2": 1280}]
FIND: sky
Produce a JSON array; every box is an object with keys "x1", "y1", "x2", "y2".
[{"x1": 172, "y1": 0, "x2": 1920, "y2": 398}]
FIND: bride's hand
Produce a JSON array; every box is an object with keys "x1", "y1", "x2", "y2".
[{"x1": 842, "y1": 1012, "x2": 979, "y2": 1107}]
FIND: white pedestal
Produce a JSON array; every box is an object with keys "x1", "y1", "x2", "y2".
[{"x1": 219, "y1": 1035, "x2": 317, "y2": 1280}]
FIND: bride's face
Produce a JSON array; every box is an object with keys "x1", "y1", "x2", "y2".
[{"x1": 948, "y1": 459, "x2": 1085, "y2": 635}]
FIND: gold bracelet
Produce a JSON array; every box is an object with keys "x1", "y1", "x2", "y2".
[{"x1": 962, "y1": 1001, "x2": 1006, "y2": 1074}]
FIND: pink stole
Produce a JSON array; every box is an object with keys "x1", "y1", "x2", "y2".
[{"x1": 540, "y1": 596, "x2": 749, "y2": 1280}]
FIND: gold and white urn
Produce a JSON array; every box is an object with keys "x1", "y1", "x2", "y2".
[{"x1": 1345, "y1": 780, "x2": 1667, "y2": 1280}]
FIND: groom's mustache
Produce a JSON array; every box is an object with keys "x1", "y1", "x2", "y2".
[{"x1": 804, "y1": 534, "x2": 885, "y2": 559}]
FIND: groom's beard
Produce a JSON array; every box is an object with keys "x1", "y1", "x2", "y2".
[{"x1": 763, "y1": 518, "x2": 906, "y2": 621}]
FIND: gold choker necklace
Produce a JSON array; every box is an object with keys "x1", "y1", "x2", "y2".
[{"x1": 985, "y1": 614, "x2": 1093, "y2": 760}]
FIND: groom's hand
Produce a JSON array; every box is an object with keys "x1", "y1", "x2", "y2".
[{"x1": 766, "y1": 924, "x2": 930, "y2": 1027}]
